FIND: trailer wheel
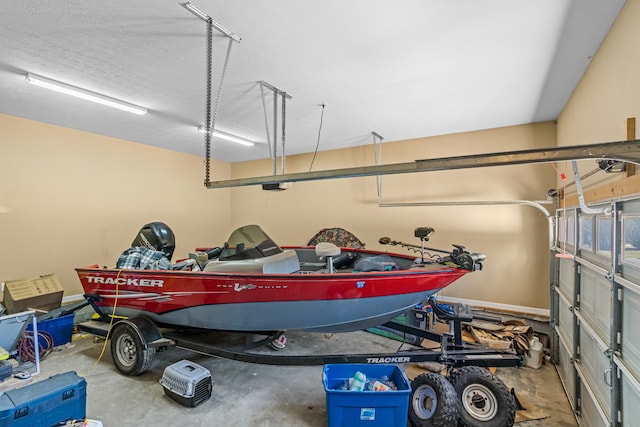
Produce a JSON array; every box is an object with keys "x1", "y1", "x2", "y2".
[
  {"x1": 408, "y1": 373, "x2": 459, "y2": 427},
  {"x1": 449, "y1": 366, "x2": 515, "y2": 427},
  {"x1": 110, "y1": 321, "x2": 156, "y2": 376}
]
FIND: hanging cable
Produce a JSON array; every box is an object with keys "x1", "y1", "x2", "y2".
[
  {"x1": 204, "y1": 19, "x2": 232, "y2": 185},
  {"x1": 181, "y1": 3, "x2": 240, "y2": 187},
  {"x1": 281, "y1": 92, "x2": 287, "y2": 174},
  {"x1": 551, "y1": 162, "x2": 572, "y2": 257},
  {"x1": 372, "y1": 132, "x2": 384, "y2": 199},
  {"x1": 205, "y1": 36, "x2": 235, "y2": 184},
  {"x1": 260, "y1": 83, "x2": 273, "y2": 159},
  {"x1": 258, "y1": 81, "x2": 292, "y2": 180},
  {"x1": 82, "y1": 269, "x2": 123, "y2": 376},
  {"x1": 273, "y1": 89, "x2": 278, "y2": 175},
  {"x1": 204, "y1": 18, "x2": 213, "y2": 186},
  {"x1": 309, "y1": 104, "x2": 325, "y2": 172}
]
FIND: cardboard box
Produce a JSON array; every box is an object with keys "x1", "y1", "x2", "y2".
[
  {"x1": 3, "y1": 274, "x2": 63, "y2": 314},
  {"x1": 469, "y1": 326, "x2": 512, "y2": 350}
]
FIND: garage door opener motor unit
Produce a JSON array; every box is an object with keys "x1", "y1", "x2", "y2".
[{"x1": 159, "y1": 360, "x2": 213, "y2": 407}]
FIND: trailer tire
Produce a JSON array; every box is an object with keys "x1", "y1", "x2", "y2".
[
  {"x1": 110, "y1": 321, "x2": 156, "y2": 376},
  {"x1": 449, "y1": 366, "x2": 515, "y2": 427},
  {"x1": 408, "y1": 372, "x2": 459, "y2": 427}
]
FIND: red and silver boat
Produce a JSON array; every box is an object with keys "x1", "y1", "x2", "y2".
[{"x1": 76, "y1": 224, "x2": 484, "y2": 334}]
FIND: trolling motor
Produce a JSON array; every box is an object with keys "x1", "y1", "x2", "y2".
[
  {"x1": 379, "y1": 227, "x2": 486, "y2": 271},
  {"x1": 450, "y1": 245, "x2": 486, "y2": 271},
  {"x1": 378, "y1": 227, "x2": 435, "y2": 262}
]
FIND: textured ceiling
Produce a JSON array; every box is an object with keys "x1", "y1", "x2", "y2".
[{"x1": 0, "y1": 0, "x2": 626, "y2": 163}]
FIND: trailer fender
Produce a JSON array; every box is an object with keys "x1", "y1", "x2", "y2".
[{"x1": 118, "y1": 317, "x2": 162, "y2": 349}]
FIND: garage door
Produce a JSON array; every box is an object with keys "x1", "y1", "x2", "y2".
[{"x1": 553, "y1": 199, "x2": 640, "y2": 426}]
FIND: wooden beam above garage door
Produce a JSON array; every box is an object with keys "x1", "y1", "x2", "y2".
[
  {"x1": 564, "y1": 172, "x2": 640, "y2": 207},
  {"x1": 627, "y1": 118, "x2": 637, "y2": 177}
]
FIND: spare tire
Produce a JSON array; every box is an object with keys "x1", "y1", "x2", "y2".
[
  {"x1": 449, "y1": 366, "x2": 515, "y2": 427},
  {"x1": 408, "y1": 372, "x2": 459, "y2": 427}
]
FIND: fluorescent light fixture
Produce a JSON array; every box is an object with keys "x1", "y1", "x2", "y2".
[
  {"x1": 198, "y1": 126, "x2": 255, "y2": 147},
  {"x1": 25, "y1": 73, "x2": 148, "y2": 115}
]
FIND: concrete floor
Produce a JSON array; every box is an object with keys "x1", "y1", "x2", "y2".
[{"x1": 14, "y1": 330, "x2": 577, "y2": 426}]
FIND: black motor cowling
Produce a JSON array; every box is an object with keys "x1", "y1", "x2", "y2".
[{"x1": 132, "y1": 222, "x2": 176, "y2": 261}]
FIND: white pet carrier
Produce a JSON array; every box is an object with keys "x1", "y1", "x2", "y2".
[{"x1": 159, "y1": 360, "x2": 213, "y2": 407}]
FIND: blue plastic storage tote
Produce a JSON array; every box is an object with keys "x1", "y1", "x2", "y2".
[
  {"x1": 322, "y1": 364, "x2": 410, "y2": 427},
  {"x1": 26, "y1": 313, "x2": 74, "y2": 347}
]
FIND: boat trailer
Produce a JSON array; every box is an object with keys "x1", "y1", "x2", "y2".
[
  {"x1": 76, "y1": 294, "x2": 521, "y2": 370},
  {"x1": 76, "y1": 294, "x2": 523, "y2": 427}
]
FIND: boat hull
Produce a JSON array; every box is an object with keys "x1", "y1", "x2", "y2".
[
  {"x1": 90, "y1": 289, "x2": 446, "y2": 333},
  {"x1": 76, "y1": 249, "x2": 469, "y2": 333}
]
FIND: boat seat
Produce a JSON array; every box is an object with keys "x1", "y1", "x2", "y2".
[
  {"x1": 316, "y1": 242, "x2": 341, "y2": 273},
  {"x1": 315, "y1": 242, "x2": 341, "y2": 258},
  {"x1": 203, "y1": 249, "x2": 300, "y2": 274}
]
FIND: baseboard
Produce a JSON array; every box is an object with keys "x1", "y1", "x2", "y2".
[{"x1": 62, "y1": 294, "x2": 86, "y2": 304}]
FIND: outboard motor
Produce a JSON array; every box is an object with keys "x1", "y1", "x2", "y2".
[{"x1": 132, "y1": 222, "x2": 176, "y2": 261}]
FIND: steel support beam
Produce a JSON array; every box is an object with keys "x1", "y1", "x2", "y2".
[{"x1": 207, "y1": 139, "x2": 640, "y2": 189}]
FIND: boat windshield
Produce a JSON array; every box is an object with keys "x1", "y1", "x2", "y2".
[{"x1": 219, "y1": 225, "x2": 283, "y2": 261}]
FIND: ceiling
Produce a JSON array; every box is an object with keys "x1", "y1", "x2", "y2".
[{"x1": 0, "y1": 1, "x2": 626, "y2": 163}]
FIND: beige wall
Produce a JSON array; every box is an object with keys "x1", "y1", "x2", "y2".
[
  {"x1": 0, "y1": 114, "x2": 231, "y2": 296},
  {"x1": 230, "y1": 122, "x2": 557, "y2": 309},
  {"x1": 558, "y1": 0, "x2": 640, "y2": 188},
  {"x1": 1, "y1": 118, "x2": 556, "y2": 309}
]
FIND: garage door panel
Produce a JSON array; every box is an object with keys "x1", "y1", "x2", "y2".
[
  {"x1": 577, "y1": 380, "x2": 610, "y2": 427},
  {"x1": 622, "y1": 371, "x2": 640, "y2": 427},
  {"x1": 622, "y1": 288, "x2": 640, "y2": 379},
  {"x1": 578, "y1": 325, "x2": 611, "y2": 413},
  {"x1": 557, "y1": 293, "x2": 574, "y2": 346},
  {"x1": 558, "y1": 257, "x2": 575, "y2": 300},
  {"x1": 578, "y1": 265, "x2": 611, "y2": 343},
  {"x1": 558, "y1": 338, "x2": 576, "y2": 406}
]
